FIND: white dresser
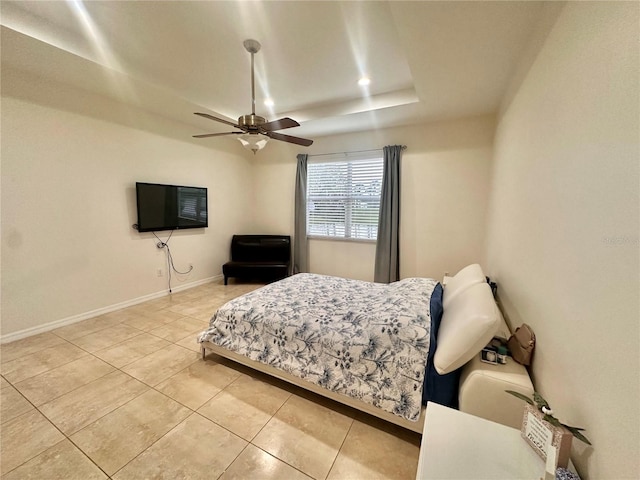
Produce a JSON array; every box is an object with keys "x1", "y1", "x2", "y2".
[{"x1": 416, "y1": 402, "x2": 546, "y2": 480}]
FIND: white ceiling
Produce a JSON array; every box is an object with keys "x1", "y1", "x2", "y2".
[{"x1": 0, "y1": 1, "x2": 545, "y2": 142}]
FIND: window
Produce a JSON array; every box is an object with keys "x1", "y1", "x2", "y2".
[{"x1": 307, "y1": 155, "x2": 384, "y2": 240}]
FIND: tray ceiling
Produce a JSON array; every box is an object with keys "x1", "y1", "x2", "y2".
[{"x1": 1, "y1": 1, "x2": 546, "y2": 139}]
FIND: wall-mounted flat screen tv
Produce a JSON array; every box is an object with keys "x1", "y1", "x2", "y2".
[{"x1": 136, "y1": 182, "x2": 208, "y2": 232}]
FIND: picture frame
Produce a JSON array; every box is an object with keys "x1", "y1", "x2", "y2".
[{"x1": 520, "y1": 404, "x2": 573, "y2": 468}]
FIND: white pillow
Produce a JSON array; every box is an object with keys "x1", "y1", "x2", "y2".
[
  {"x1": 443, "y1": 263, "x2": 486, "y2": 310},
  {"x1": 434, "y1": 282, "x2": 500, "y2": 374}
]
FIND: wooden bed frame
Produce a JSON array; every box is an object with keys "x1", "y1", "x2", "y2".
[{"x1": 200, "y1": 340, "x2": 426, "y2": 433}]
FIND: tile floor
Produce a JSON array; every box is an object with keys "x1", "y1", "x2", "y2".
[{"x1": 0, "y1": 280, "x2": 421, "y2": 479}]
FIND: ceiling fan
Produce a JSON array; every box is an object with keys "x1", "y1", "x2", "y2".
[{"x1": 193, "y1": 39, "x2": 313, "y2": 154}]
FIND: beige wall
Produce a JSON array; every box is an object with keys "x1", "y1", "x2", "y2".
[
  {"x1": 484, "y1": 2, "x2": 639, "y2": 478},
  {"x1": 1, "y1": 69, "x2": 254, "y2": 340},
  {"x1": 253, "y1": 116, "x2": 495, "y2": 281}
]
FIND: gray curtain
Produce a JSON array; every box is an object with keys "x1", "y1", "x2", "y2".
[
  {"x1": 293, "y1": 154, "x2": 308, "y2": 274},
  {"x1": 374, "y1": 145, "x2": 403, "y2": 283}
]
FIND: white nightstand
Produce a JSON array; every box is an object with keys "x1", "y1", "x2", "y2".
[{"x1": 416, "y1": 402, "x2": 545, "y2": 480}]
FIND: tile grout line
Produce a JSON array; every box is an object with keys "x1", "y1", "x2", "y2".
[
  {"x1": 0, "y1": 383, "x2": 112, "y2": 480},
  {"x1": 110, "y1": 410, "x2": 203, "y2": 477},
  {"x1": 237, "y1": 390, "x2": 354, "y2": 480},
  {"x1": 245, "y1": 387, "x2": 293, "y2": 443},
  {"x1": 164, "y1": 355, "x2": 310, "y2": 477},
  {"x1": 215, "y1": 441, "x2": 254, "y2": 480},
  {"x1": 67, "y1": 326, "x2": 228, "y2": 477},
  {"x1": 324, "y1": 416, "x2": 356, "y2": 480},
  {"x1": 17, "y1": 366, "x2": 117, "y2": 411},
  {"x1": 41, "y1": 340, "x2": 200, "y2": 477},
  {"x1": 243, "y1": 391, "x2": 316, "y2": 478},
  {"x1": 64, "y1": 344, "x2": 200, "y2": 478}
]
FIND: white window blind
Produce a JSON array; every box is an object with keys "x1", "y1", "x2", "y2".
[{"x1": 307, "y1": 156, "x2": 384, "y2": 240}]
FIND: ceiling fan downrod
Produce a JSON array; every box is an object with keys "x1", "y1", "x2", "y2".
[{"x1": 243, "y1": 39, "x2": 261, "y2": 118}]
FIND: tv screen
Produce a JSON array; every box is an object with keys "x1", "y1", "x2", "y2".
[{"x1": 136, "y1": 182, "x2": 208, "y2": 232}]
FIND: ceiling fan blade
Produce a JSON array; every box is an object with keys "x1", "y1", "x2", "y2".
[
  {"x1": 260, "y1": 117, "x2": 300, "y2": 132},
  {"x1": 193, "y1": 131, "x2": 244, "y2": 138},
  {"x1": 265, "y1": 131, "x2": 313, "y2": 147},
  {"x1": 194, "y1": 112, "x2": 240, "y2": 128}
]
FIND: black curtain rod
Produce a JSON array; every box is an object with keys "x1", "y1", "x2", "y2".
[{"x1": 308, "y1": 145, "x2": 406, "y2": 158}]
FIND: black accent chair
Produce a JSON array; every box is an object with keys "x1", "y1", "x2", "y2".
[{"x1": 222, "y1": 235, "x2": 291, "y2": 285}]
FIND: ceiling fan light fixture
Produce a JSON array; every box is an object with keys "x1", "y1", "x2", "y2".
[{"x1": 238, "y1": 133, "x2": 269, "y2": 154}]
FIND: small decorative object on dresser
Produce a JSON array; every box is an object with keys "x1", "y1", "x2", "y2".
[
  {"x1": 506, "y1": 390, "x2": 592, "y2": 469},
  {"x1": 507, "y1": 323, "x2": 536, "y2": 365},
  {"x1": 522, "y1": 403, "x2": 573, "y2": 468}
]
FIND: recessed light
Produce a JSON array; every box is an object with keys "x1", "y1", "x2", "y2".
[
  {"x1": 358, "y1": 77, "x2": 371, "y2": 86},
  {"x1": 264, "y1": 98, "x2": 274, "y2": 107}
]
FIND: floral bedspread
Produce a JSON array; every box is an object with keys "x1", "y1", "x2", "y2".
[{"x1": 198, "y1": 273, "x2": 437, "y2": 422}]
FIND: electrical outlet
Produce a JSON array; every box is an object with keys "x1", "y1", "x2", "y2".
[{"x1": 156, "y1": 268, "x2": 163, "y2": 277}]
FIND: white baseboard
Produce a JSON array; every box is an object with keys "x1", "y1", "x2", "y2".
[{"x1": 0, "y1": 275, "x2": 222, "y2": 344}]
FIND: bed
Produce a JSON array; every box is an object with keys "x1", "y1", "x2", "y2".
[{"x1": 198, "y1": 265, "x2": 499, "y2": 433}]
